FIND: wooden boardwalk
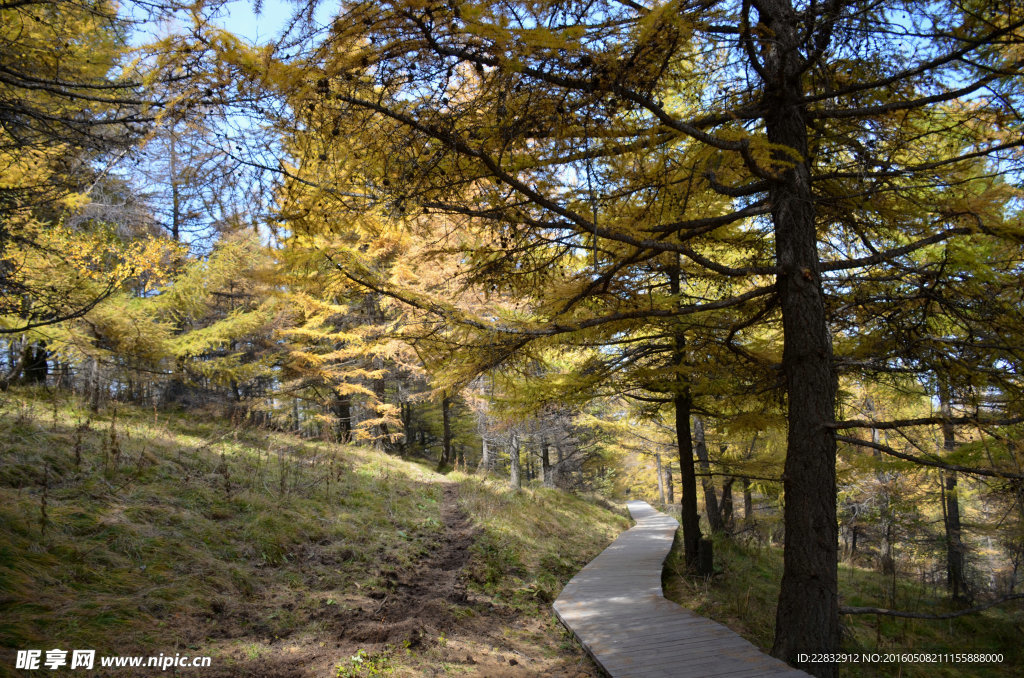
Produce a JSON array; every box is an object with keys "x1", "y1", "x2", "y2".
[{"x1": 553, "y1": 501, "x2": 809, "y2": 678}]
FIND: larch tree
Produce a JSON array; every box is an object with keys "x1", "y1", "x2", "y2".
[{"x1": 213, "y1": 0, "x2": 1023, "y2": 672}]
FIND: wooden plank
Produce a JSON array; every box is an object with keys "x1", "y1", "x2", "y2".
[{"x1": 553, "y1": 500, "x2": 810, "y2": 678}]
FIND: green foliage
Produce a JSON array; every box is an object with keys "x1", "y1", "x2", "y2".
[{"x1": 335, "y1": 649, "x2": 393, "y2": 678}]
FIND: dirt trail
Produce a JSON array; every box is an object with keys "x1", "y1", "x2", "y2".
[
  {"x1": 199, "y1": 482, "x2": 596, "y2": 677},
  {"x1": 342, "y1": 483, "x2": 477, "y2": 646}
]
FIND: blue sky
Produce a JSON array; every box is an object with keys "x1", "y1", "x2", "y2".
[
  {"x1": 214, "y1": 0, "x2": 294, "y2": 43},
  {"x1": 212, "y1": 0, "x2": 334, "y2": 44}
]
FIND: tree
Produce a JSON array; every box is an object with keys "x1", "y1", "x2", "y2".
[{"x1": 219, "y1": 1, "x2": 1024, "y2": 672}]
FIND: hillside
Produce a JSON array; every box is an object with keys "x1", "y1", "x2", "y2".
[{"x1": 0, "y1": 388, "x2": 629, "y2": 677}]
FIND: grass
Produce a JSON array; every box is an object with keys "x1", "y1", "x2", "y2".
[
  {"x1": 663, "y1": 534, "x2": 1023, "y2": 677},
  {"x1": 0, "y1": 387, "x2": 628, "y2": 677},
  {"x1": 454, "y1": 472, "x2": 630, "y2": 606}
]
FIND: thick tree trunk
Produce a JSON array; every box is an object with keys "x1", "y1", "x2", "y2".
[
  {"x1": 694, "y1": 417, "x2": 723, "y2": 533},
  {"x1": 669, "y1": 265, "x2": 701, "y2": 569},
  {"x1": 674, "y1": 392, "x2": 701, "y2": 568},
  {"x1": 169, "y1": 127, "x2": 182, "y2": 242},
  {"x1": 762, "y1": 1, "x2": 839, "y2": 670},
  {"x1": 509, "y1": 432, "x2": 521, "y2": 490}
]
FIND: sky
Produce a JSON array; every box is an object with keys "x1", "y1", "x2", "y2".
[
  {"x1": 213, "y1": 0, "x2": 295, "y2": 44},
  {"x1": 212, "y1": 0, "x2": 334, "y2": 44}
]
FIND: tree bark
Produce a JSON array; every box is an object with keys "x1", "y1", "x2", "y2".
[
  {"x1": 332, "y1": 391, "x2": 352, "y2": 443},
  {"x1": 509, "y1": 431, "x2": 521, "y2": 490},
  {"x1": 939, "y1": 384, "x2": 970, "y2": 602},
  {"x1": 541, "y1": 438, "x2": 554, "y2": 488},
  {"x1": 656, "y1": 452, "x2": 666, "y2": 504},
  {"x1": 373, "y1": 367, "x2": 391, "y2": 445},
  {"x1": 22, "y1": 341, "x2": 48, "y2": 384},
  {"x1": 554, "y1": 444, "x2": 564, "y2": 487},
  {"x1": 669, "y1": 265, "x2": 701, "y2": 569},
  {"x1": 665, "y1": 464, "x2": 674, "y2": 504},
  {"x1": 721, "y1": 476, "x2": 734, "y2": 530},
  {"x1": 477, "y1": 436, "x2": 493, "y2": 475},
  {"x1": 742, "y1": 477, "x2": 753, "y2": 528},
  {"x1": 761, "y1": 1, "x2": 839, "y2": 670},
  {"x1": 400, "y1": 401, "x2": 412, "y2": 453},
  {"x1": 442, "y1": 394, "x2": 453, "y2": 466},
  {"x1": 864, "y1": 396, "x2": 895, "y2": 576},
  {"x1": 694, "y1": 417, "x2": 723, "y2": 533}
]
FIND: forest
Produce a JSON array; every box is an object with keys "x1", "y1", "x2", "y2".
[{"x1": 1, "y1": 0, "x2": 1023, "y2": 676}]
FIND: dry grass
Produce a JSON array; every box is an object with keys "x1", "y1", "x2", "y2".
[
  {"x1": 0, "y1": 388, "x2": 628, "y2": 678},
  {"x1": 663, "y1": 535, "x2": 1023, "y2": 678}
]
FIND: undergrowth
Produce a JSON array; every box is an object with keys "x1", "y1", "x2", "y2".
[
  {"x1": 454, "y1": 472, "x2": 630, "y2": 606},
  {"x1": 0, "y1": 387, "x2": 627, "y2": 677},
  {"x1": 0, "y1": 387, "x2": 445, "y2": 674},
  {"x1": 663, "y1": 534, "x2": 1023, "y2": 677}
]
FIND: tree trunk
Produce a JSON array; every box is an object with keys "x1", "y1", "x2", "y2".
[
  {"x1": 477, "y1": 436, "x2": 493, "y2": 475},
  {"x1": 669, "y1": 265, "x2": 701, "y2": 569},
  {"x1": 440, "y1": 394, "x2": 453, "y2": 468},
  {"x1": 22, "y1": 341, "x2": 48, "y2": 384},
  {"x1": 720, "y1": 476, "x2": 734, "y2": 531},
  {"x1": 0, "y1": 337, "x2": 26, "y2": 390},
  {"x1": 694, "y1": 417, "x2": 723, "y2": 533},
  {"x1": 509, "y1": 432, "x2": 521, "y2": 490},
  {"x1": 541, "y1": 438, "x2": 554, "y2": 488},
  {"x1": 939, "y1": 384, "x2": 969, "y2": 602},
  {"x1": 400, "y1": 401, "x2": 412, "y2": 453},
  {"x1": 866, "y1": 396, "x2": 895, "y2": 576},
  {"x1": 674, "y1": 392, "x2": 701, "y2": 568},
  {"x1": 554, "y1": 444, "x2": 564, "y2": 487},
  {"x1": 665, "y1": 464, "x2": 674, "y2": 504},
  {"x1": 373, "y1": 368, "x2": 391, "y2": 445},
  {"x1": 742, "y1": 477, "x2": 753, "y2": 528},
  {"x1": 168, "y1": 126, "x2": 183, "y2": 242},
  {"x1": 762, "y1": 1, "x2": 839, "y2": 669},
  {"x1": 656, "y1": 452, "x2": 666, "y2": 504}
]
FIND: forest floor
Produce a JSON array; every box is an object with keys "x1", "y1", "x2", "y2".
[
  {"x1": 662, "y1": 524, "x2": 1023, "y2": 678},
  {"x1": 0, "y1": 388, "x2": 629, "y2": 677}
]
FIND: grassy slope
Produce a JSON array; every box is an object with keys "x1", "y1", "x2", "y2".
[
  {"x1": 664, "y1": 535, "x2": 1022, "y2": 678},
  {"x1": 0, "y1": 388, "x2": 629, "y2": 677}
]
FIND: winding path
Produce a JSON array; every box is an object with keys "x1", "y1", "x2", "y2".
[{"x1": 553, "y1": 501, "x2": 809, "y2": 678}]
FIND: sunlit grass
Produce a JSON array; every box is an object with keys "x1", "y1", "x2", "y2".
[
  {"x1": 0, "y1": 387, "x2": 629, "y2": 676},
  {"x1": 454, "y1": 472, "x2": 630, "y2": 604},
  {"x1": 0, "y1": 387, "x2": 447, "y2": 660}
]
